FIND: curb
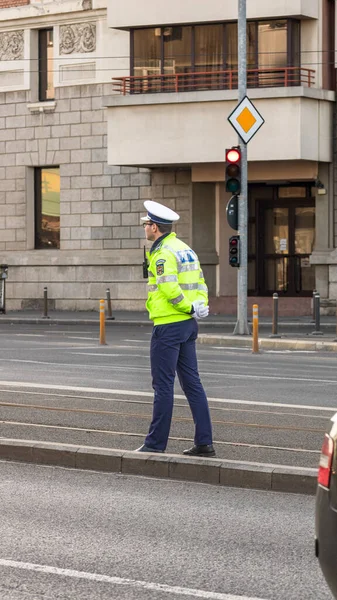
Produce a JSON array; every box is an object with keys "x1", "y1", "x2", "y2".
[
  {"x1": 0, "y1": 439, "x2": 318, "y2": 495},
  {"x1": 198, "y1": 334, "x2": 337, "y2": 352}
]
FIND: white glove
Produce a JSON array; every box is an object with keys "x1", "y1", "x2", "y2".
[{"x1": 192, "y1": 301, "x2": 209, "y2": 319}]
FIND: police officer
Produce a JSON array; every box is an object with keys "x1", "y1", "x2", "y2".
[{"x1": 135, "y1": 200, "x2": 215, "y2": 457}]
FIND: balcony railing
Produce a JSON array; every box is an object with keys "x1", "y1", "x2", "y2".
[{"x1": 112, "y1": 66, "x2": 315, "y2": 95}]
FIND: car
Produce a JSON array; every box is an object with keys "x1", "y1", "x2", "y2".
[{"x1": 315, "y1": 412, "x2": 337, "y2": 598}]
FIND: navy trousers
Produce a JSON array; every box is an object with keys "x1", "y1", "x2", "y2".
[{"x1": 145, "y1": 318, "x2": 213, "y2": 451}]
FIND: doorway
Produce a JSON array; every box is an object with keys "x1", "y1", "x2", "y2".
[{"x1": 249, "y1": 192, "x2": 315, "y2": 296}]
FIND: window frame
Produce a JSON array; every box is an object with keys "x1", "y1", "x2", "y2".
[
  {"x1": 130, "y1": 19, "x2": 301, "y2": 79},
  {"x1": 38, "y1": 28, "x2": 54, "y2": 102},
  {"x1": 34, "y1": 166, "x2": 60, "y2": 250}
]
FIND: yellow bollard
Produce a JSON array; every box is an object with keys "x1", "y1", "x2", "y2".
[
  {"x1": 99, "y1": 299, "x2": 106, "y2": 345},
  {"x1": 252, "y1": 304, "x2": 259, "y2": 354}
]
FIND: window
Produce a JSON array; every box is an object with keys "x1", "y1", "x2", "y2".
[
  {"x1": 39, "y1": 29, "x2": 54, "y2": 101},
  {"x1": 163, "y1": 26, "x2": 192, "y2": 76},
  {"x1": 195, "y1": 25, "x2": 223, "y2": 89},
  {"x1": 131, "y1": 20, "x2": 301, "y2": 91},
  {"x1": 35, "y1": 167, "x2": 60, "y2": 249}
]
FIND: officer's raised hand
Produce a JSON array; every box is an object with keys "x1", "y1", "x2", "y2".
[{"x1": 192, "y1": 300, "x2": 209, "y2": 319}]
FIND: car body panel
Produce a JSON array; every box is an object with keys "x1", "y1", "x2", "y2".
[{"x1": 315, "y1": 412, "x2": 337, "y2": 599}]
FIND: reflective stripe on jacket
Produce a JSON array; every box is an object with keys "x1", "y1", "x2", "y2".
[{"x1": 146, "y1": 232, "x2": 208, "y2": 325}]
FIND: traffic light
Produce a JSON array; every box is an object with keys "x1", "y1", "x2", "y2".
[
  {"x1": 225, "y1": 147, "x2": 241, "y2": 194},
  {"x1": 229, "y1": 235, "x2": 240, "y2": 267}
]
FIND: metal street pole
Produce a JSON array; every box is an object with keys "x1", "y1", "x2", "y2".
[{"x1": 233, "y1": 0, "x2": 249, "y2": 335}]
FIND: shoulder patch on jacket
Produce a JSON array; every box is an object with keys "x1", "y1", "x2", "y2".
[{"x1": 156, "y1": 259, "x2": 166, "y2": 276}]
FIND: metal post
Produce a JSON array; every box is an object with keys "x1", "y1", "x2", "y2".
[
  {"x1": 43, "y1": 286, "x2": 49, "y2": 319},
  {"x1": 99, "y1": 299, "x2": 107, "y2": 345},
  {"x1": 311, "y1": 289, "x2": 317, "y2": 323},
  {"x1": 106, "y1": 288, "x2": 115, "y2": 320},
  {"x1": 0, "y1": 265, "x2": 8, "y2": 314},
  {"x1": 252, "y1": 304, "x2": 259, "y2": 353},
  {"x1": 311, "y1": 292, "x2": 323, "y2": 336},
  {"x1": 0, "y1": 279, "x2": 5, "y2": 314},
  {"x1": 233, "y1": 0, "x2": 249, "y2": 336},
  {"x1": 270, "y1": 293, "x2": 281, "y2": 338}
]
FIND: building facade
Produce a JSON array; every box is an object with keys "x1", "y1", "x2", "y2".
[
  {"x1": 0, "y1": 0, "x2": 336, "y2": 316},
  {"x1": 105, "y1": 0, "x2": 337, "y2": 316},
  {"x1": 0, "y1": 0, "x2": 159, "y2": 311}
]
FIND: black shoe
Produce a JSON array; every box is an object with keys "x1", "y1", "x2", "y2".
[
  {"x1": 135, "y1": 444, "x2": 164, "y2": 453},
  {"x1": 183, "y1": 444, "x2": 215, "y2": 458}
]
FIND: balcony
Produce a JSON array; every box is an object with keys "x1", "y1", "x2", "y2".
[
  {"x1": 105, "y1": 62, "x2": 333, "y2": 168},
  {"x1": 112, "y1": 67, "x2": 315, "y2": 96}
]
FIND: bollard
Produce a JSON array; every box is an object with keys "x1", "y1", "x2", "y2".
[
  {"x1": 99, "y1": 299, "x2": 107, "y2": 345},
  {"x1": 106, "y1": 288, "x2": 115, "y2": 320},
  {"x1": 42, "y1": 286, "x2": 49, "y2": 319},
  {"x1": 270, "y1": 293, "x2": 281, "y2": 338},
  {"x1": 311, "y1": 292, "x2": 323, "y2": 336},
  {"x1": 311, "y1": 290, "x2": 317, "y2": 323},
  {"x1": 252, "y1": 304, "x2": 259, "y2": 353}
]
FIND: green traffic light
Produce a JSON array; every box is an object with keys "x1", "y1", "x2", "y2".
[{"x1": 227, "y1": 179, "x2": 241, "y2": 193}]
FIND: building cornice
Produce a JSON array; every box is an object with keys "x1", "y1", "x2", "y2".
[
  {"x1": 104, "y1": 87, "x2": 336, "y2": 109},
  {"x1": 0, "y1": 3, "x2": 106, "y2": 28}
]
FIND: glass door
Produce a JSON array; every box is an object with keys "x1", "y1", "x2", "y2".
[
  {"x1": 294, "y1": 206, "x2": 316, "y2": 293},
  {"x1": 256, "y1": 199, "x2": 315, "y2": 296},
  {"x1": 264, "y1": 206, "x2": 289, "y2": 293}
]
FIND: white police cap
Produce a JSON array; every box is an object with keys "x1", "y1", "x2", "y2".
[{"x1": 141, "y1": 201, "x2": 180, "y2": 225}]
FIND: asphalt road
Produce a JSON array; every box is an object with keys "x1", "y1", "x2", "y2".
[
  {"x1": 0, "y1": 322, "x2": 335, "y2": 468},
  {"x1": 0, "y1": 461, "x2": 333, "y2": 600}
]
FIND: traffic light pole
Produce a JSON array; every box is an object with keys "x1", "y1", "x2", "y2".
[{"x1": 233, "y1": 0, "x2": 250, "y2": 335}]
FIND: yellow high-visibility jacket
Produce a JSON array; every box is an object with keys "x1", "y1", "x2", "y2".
[{"x1": 146, "y1": 232, "x2": 208, "y2": 325}]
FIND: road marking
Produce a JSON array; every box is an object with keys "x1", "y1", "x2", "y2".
[
  {"x1": 211, "y1": 347, "x2": 251, "y2": 351},
  {"x1": 0, "y1": 402, "x2": 324, "y2": 437},
  {"x1": 0, "y1": 388, "x2": 330, "y2": 420},
  {"x1": 69, "y1": 351, "x2": 146, "y2": 356},
  {"x1": 0, "y1": 381, "x2": 336, "y2": 413},
  {"x1": 66, "y1": 337, "x2": 96, "y2": 340},
  {"x1": 14, "y1": 334, "x2": 45, "y2": 337},
  {"x1": 0, "y1": 558, "x2": 267, "y2": 600},
  {"x1": 0, "y1": 420, "x2": 322, "y2": 456},
  {"x1": 3, "y1": 358, "x2": 337, "y2": 385},
  {"x1": 43, "y1": 331, "x2": 97, "y2": 334}
]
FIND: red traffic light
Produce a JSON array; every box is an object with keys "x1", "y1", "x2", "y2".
[
  {"x1": 226, "y1": 148, "x2": 241, "y2": 163},
  {"x1": 225, "y1": 147, "x2": 241, "y2": 194}
]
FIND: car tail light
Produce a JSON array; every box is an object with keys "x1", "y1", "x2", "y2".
[{"x1": 318, "y1": 434, "x2": 334, "y2": 489}]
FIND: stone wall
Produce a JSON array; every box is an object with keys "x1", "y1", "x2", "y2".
[{"x1": 0, "y1": 82, "x2": 192, "y2": 310}]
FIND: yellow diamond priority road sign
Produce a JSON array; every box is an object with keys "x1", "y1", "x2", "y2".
[{"x1": 228, "y1": 96, "x2": 265, "y2": 144}]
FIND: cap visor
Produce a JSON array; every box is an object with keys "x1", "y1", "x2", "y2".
[{"x1": 140, "y1": 216, "x2": 151, "y2": 222}]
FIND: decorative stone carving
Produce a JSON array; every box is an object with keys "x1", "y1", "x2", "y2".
[
  {"x1": 0, "y1": 31, "x2": 24, "y2": 61},
  {"x1": 60, "y1": 23, "x2": 96, "y2": 55}
]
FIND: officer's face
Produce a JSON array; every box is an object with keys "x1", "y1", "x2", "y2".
[{"x1": 144, "y1": 222, "x2": 157, "y2": 241}]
